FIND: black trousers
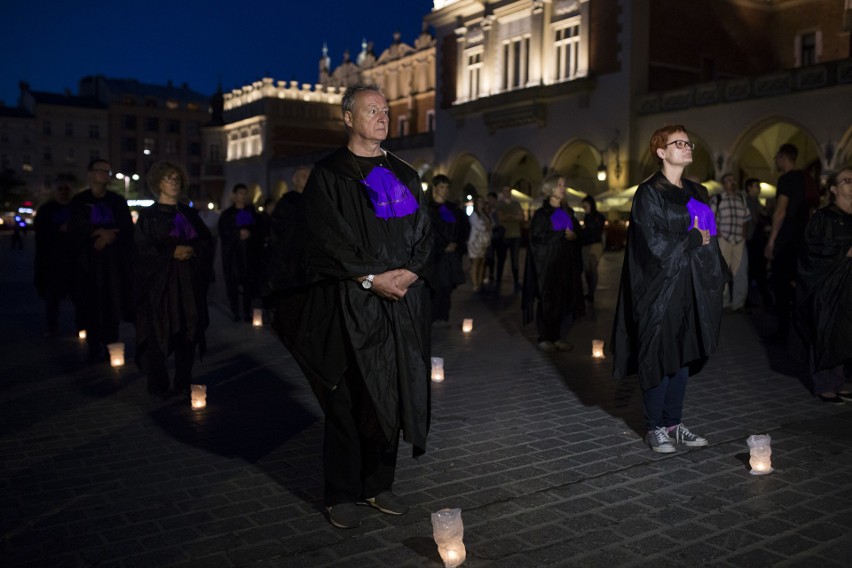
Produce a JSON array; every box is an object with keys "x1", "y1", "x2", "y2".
[
  {"x1": 146, "y1": 337, "x2": 196, "y2": 395},
  {"x1": 496, "y1": 237, "x2": 521, "y2": 286},
  {"x1": 323, "y1": 365, "x2": 399, "y2": 507},
  {"x1": 432, "y1": 284, "x2": 453, "y2": 322}
]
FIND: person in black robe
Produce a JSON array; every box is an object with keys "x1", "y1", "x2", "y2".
[
  {"x1": 427, "y1": 174, "x2": 466, "y2": 326},
  {"x1": 612, "y1": 125, "x2": 727, "y2": 454},
  {"x1": 135, "y1": 162, "x2": 212, "y2": 398},
  {"x1": 270, "y1": 85, "x2": 432, "y2": 530},
  {"x1": 68, "y1": 159, "x2": 135, "y2": 362},
  {"x1": 218, "y1": 183, "x2": 262, "y2": 322},
  {"x1": 796, "y1": 166, "x2": 852, "y2": 403},
  {"x1": 521, "y1": 173, "x2": 585, "y2": 352},
  {"x1": 34, "y1": 181, "x2": 72, "y2": 335}
]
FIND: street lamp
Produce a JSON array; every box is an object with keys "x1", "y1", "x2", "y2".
[{"x1": 115, "y1": 172, "x2": 140, "y2": 201}]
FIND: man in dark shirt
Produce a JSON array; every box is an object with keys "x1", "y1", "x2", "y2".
[
  {"x1": 580, "y1": 194, "x2": 606, "y2": 303},
  {"x1": 765, "y1": 143, "x2": 807, "y2": 341}
]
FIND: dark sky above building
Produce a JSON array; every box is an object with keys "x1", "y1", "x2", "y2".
[{"x1": 1, "y1": 0, "x2": 435, "y2": 106}]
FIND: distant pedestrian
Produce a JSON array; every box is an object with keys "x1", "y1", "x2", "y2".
[
  {"x1": 580, "y1": 194, "x2": 606, "y2": 303},
  {"x1": 428, "y1": 174, "x2": 466, "y2": 326},
  {"x1": 744, "y1": 177, "x2": 772, "y2": 307},
  {"x1": 494, "y1": 185, "x2": 524, "y2": 293},
  {"x1": 68, "y1": 159, "x2": 135, "y2": 363},
  {"x1": 483, "y1": 191, "x2": 500, "y2": 289},
  {"x1": 467, "y1": 195, "x2": 492, "y2": 293},
  {"x1": 612, "y1": 125, "x2": 727, "y2": 454},
  {"x1": 135, "y1": 162, "x2": 213, "y2": 398},
  {"x1": 796, "y1": 166, "x2": 852, "y2": 403},
  {"x1": 219, "y1": 183, "x2": 263, "y2": 322},
  {"x1": 34, "y1": 181, "x2": 73, "y2": 335},
  {"x1": 521, "y1": 174, "x2": 584, "y2": 353},
  {"x1": 712, "y1": 173, "x2": 751, "y2": 312}
]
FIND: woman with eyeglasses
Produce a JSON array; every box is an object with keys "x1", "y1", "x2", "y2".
[
  {"x1": 134, "y1": 161, "x2": 213, "y2": 398},
  {"x1": 796, "y1": 167, "x2": 852, "y2": 403},
  {"x1": 612, "y1": 125, "x2": 728, "y2": 454}
]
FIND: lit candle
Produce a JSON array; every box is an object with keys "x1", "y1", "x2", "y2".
[
  {"x1": 462, "y1": 318, "x2": 473, "y2": 334},
  {"x1": 747, "y1": 434, "x2": 773, "y2": 475},
  {"x1": 431, "y1": 357, "x2": 445, "y2": 383},
  {"x1": 78, "y1": 330, "x2": 87, "y2": 340},
  {"x1": 432, "y1": 508, "x2": 466, "y2": 568},
  {"x1": 106, "y1": 342, "x2": 125, "y2": 368},
  {"x1": 252, "y1": 308, "x2": 263, "y2": 327},
  {"x1": 592, "y1": 339, "x2": 605, "y2": 359},
  {"x1": 191, "y1": 384, "x2": 207, "y2": 410}
]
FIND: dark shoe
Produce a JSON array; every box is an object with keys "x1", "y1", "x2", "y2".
[
  {"x1": 326, "y1": 503, "x2": 362, "y2": 529},
  {"x1": 359, "y1": 491, "x2": 409, "y2": 515},
  {"x1": 817, "y1": 394, "x2": 845, "y2": 404}
]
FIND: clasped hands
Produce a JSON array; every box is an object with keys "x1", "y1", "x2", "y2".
[
  {"x1": 92, "y1": 228, "x2": 118, "y2": 250},
  {"x1": 364, "y1": 269, "x2": 418, "y2": 301},
  {"x1": 173, "y1": 245, "x2": 195, "y2": 261}
]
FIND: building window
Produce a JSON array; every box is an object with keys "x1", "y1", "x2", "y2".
[
  {"x1": 166, "y1": 100, "x2": 179, "y2": 110},
  {"x1": 210, "y1": 143, "x2": 220, "y2": 162},
  {"x1": 798, "y1": 31, "x2": 818, "y2": 66},
  {"x1": 89, "y1": 124, "x2": 100, "y2": 139},
  {"x1": 465, "y1": 49, "x2": 483, "y2": 100},
  {"x1": 554, "y1": 23, "x2": 580, "y2": 81},
  {"x1": 188, "y1": 142, "x2": 201, "y2": 156},
  {"x1": 122, "y1": 115, "x2": 137, "y2": 130},
  {"x1": 167, "y1": 119, "x2": 180, "y2": 134},
  {"x1": 43, "y1": 147, "x2": 52, "y2": 162},
  {"x1": 146, "y1": 117, "x2": 159, "y2": 132},
  {"x1": 187, "y1": 121, "x2": 200, "y2": 136},
  {"x1": 43, "y1": 121, "x2": 51, "y2": 135},
  {"x1": 397, "y1": 116, "x2": 410, "y2": 137},
  {"x1": 165, "y1": 140, "x2": 177, "y2": 155},
  {"x1": 426, "y1": 110, "x2": 436, "y2": 132},
  {"x1": 502, "y1": 36, "x2": 530, "y2": 90},
  {"x1": 65, "y1": 122, "x2": 74, "y2": 137}
]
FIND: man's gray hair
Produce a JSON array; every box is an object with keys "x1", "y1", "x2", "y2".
[{"x1": 341, "y1": 84, "x2": 383, "y2": 116}]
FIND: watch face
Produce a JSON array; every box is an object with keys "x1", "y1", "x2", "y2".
[{"x1": 362, "y1": 279, "x2": 372, "y2": 289}]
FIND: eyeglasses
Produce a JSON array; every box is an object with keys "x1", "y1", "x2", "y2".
[
  {"x1": 836, "y1": 177, "x2": 852, "y2": 186},
  {"x1": 666, "y1": 140, "x2": 695, "y2": 150},
  {"x1": 91, "y1": 168, "x2": 111, "y2": 175},
  {"x1": 162, "y1": 175, "x2": 181, "y2": 184}
]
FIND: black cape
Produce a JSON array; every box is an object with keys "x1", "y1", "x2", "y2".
[
  {"x1": 218, "y1": 204, "x2": 263, "y2": 288},
  {"x1": 33, "y1": 199, "x2": 71, "y2": 298},
  {"x1": 521, "y1": 202, "x2": 585, "y2": 325},
  {"x1": 796, "y1": 203, "x2": 852, "y2": 371},
  {"x1": 67, "y1": 188, "x2": 136, "y2": 327},
  {"x1": 427, "y1": 200, "x2": 466, "y2": 289},
  {"x1": 263, "y1": 191, "x2": 312, "y2": 298},
  {"x1": 134, "y1": 203, "x2": 213, "y2": 366},
  {"x1": 612, "y1": 173, "x2": 728, "y2": 389},
  {"x1": 283, "y1": 147, "x2": 433, "y2": 456}
]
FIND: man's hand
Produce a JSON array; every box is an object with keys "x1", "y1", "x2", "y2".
[
  {"x1": 362, "y1": 269, "x2": 419, "y2": 301},
  {"x1": 239, "y1": 228, "x2": 251, "y2": 240},
  {"x1": 92, "y1": 228, "x2": 118, "y2": 250},
  {"x1": 174, "y1": 245, "x2": 195, "y2": 260},
  {"x1": 764, "y1": 239, "x2": 775, "y2": 260},
  {"x1": 564, "y1": 229, "x2": 577, "y2": 240},
  {"x1": 445, "y1": 242, "x2": 458, "y2": 253}
]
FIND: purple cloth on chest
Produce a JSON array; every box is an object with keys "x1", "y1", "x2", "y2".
[
  {"x1": 438, "y1": 204, "x2": 456, "y2": 223},
  {"x1": 235, "y1": 209, "x2": 254, "y2": 227},
  {"x1": 169, "y1": 211, "x2": 198, "y2": 240},
  {"x1": 90, "y1": 202, "x2": 115, "y2": 225},
  {"x1": 362, "y1": 166, "x2": 419, "y2": 219},
  {"x1": 550, "y1": 208, "x2": 573, "y2": 231},
  {"x1": 686, "y1": 198, "x2": 717, "y2": 236}
]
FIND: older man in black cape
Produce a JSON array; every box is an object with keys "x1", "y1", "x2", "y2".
[{"x1": 270, "y1": 84, "x2": 432, "y2": 530}]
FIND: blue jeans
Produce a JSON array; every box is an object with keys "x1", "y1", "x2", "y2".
[{"x1": 643, "y1": 367, "x2": 688, "y2": 431}]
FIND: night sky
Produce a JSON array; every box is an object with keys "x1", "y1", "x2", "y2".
[{"x1": 1, "y1": 0, "x2": 436, "y2": 106}]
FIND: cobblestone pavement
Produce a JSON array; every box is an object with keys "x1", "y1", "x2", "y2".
[{"x1": 2, "y1": 232, "x2": 851, "y2": 567}]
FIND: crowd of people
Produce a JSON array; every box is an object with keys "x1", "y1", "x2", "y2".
[{"x1": 28, "y1": 84, "x2": 850, "y2": 528}]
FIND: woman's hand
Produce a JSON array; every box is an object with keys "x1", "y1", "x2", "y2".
[{"x1": 693, "y1": 216, "x2": 710, "y2": 245}]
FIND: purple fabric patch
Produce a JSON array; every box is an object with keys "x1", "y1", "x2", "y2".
[
  {"x1": 169, "y1": 211, "x2": 198, "y2": 240},
  {"x1": 235, "y1": 209, "x2": 254, "y2": 227},
  {"x1": 90, "y1": 202, "x2": 115, "y2": 225},
  {"x1": 362, "y1": 166, "x2": 419, "y2": 219},
  {"x1": 550, "y1": 208, "x2": 573, "y2": 231},
  {"x1": 685, "y1": 198, "x2": 717, "y2": 236},
  {"x1": 438, "y1": 204, "x2": 456, "y2": 224}
]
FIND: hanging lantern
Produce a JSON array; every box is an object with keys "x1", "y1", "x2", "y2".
[
  {"x1": 107, "y1": 342, "x2": 125, "y2": 367},
  {"x1": 592, "y1": 339, "x2": 605, "y2": 359},
  {"x1": 252, "y1": 308, "x2": 263, "y2": 327},
  {"x1": 747, "y1": 434, "x2": 773, "y2": 475},
  {"x1": 431, "y1": 357, "x2": 445, "y2": 383},
  {"x1": 461, "y1": 318, "x2": 473, "y2": 334},
  {"x1": 190, "y1": 384, "x2": 207, "y2": 410},
  {"x1": 432, "y1": 508, "x2": 466, "y2": 568},
  {"x1": 78, "y1": 330, "x2": 87, "y2": 340}
]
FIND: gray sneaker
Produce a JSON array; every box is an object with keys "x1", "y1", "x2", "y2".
[
  {"x1": 326, "y1": 503, "x2": 362, "y2": 529},
  {"x1": 645, "y1": 427, "x2": 676, "y2": 453},
  {"x1": 670, "y1": 423, "x2": 708, "y2": 447},
  {"x1": 538, "y1": 341, "x2": 557, "y2": 353}
]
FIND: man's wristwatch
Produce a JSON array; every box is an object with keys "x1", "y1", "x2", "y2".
[{"x1": 361, "y1": 274, "x2": 375, "y2": 290}]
